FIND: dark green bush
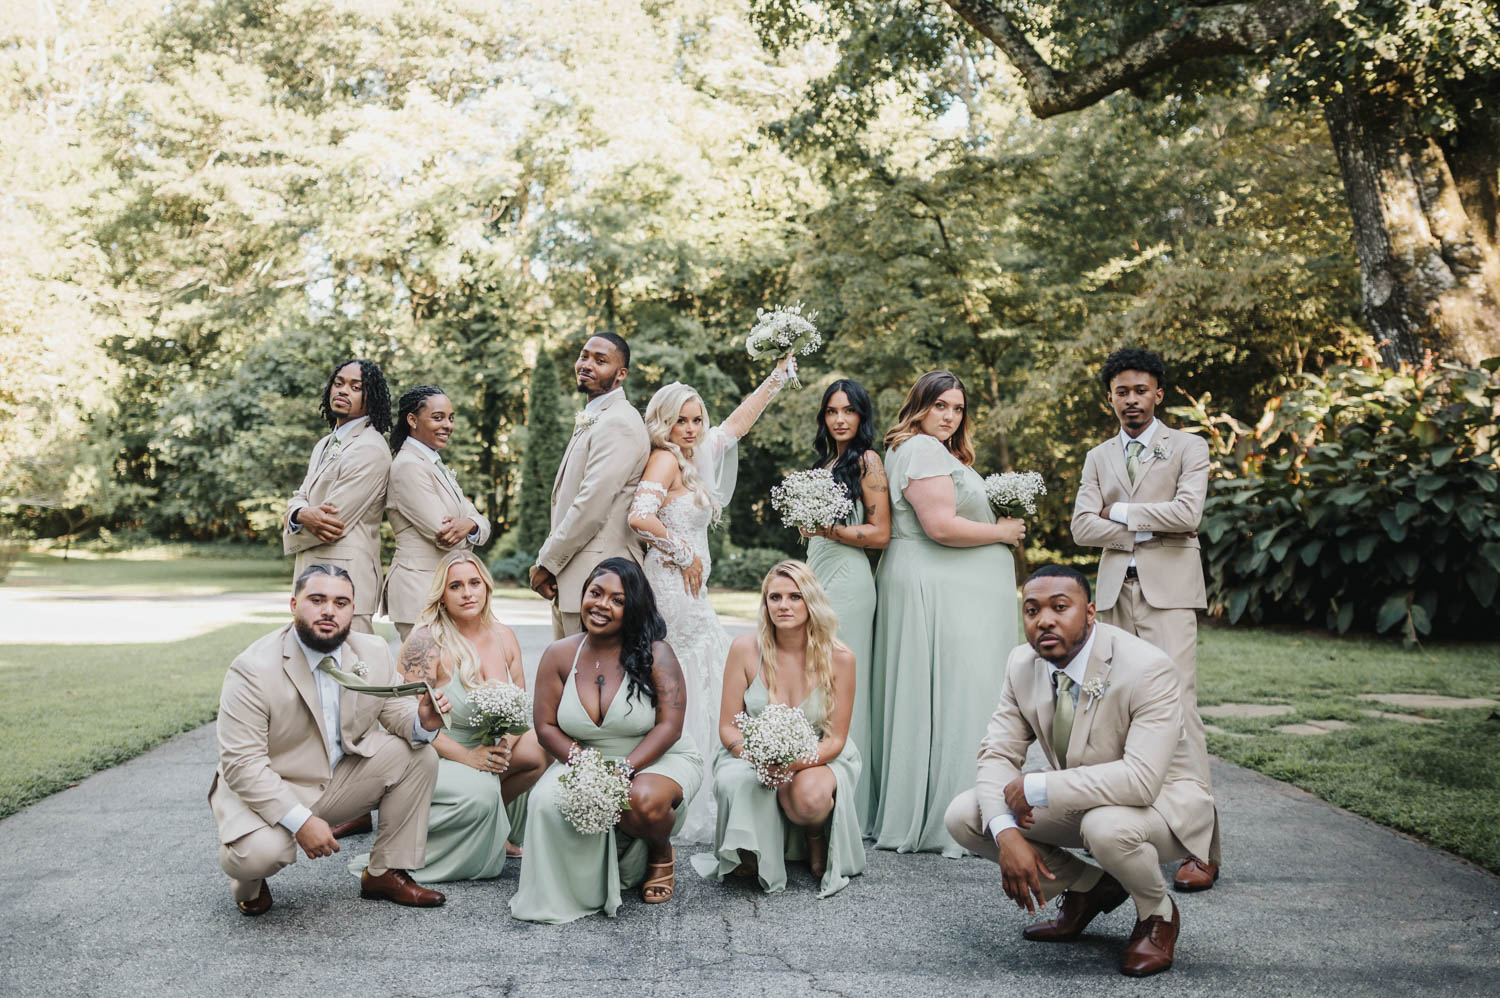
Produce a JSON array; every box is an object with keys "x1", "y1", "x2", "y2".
[
  {"x1": 1173, "y1": 360, "x2": 1500, "y2": 642},
  {"x1": 489, "y1": 550, "x2": 537, "y2": 585},
  {"x1": 713, "y1": 546, "x2": 796, "y2": 591}
]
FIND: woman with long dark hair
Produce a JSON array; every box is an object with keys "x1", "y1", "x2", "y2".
[
  {"x1": 800, "y1": 379, "x2": 889, "y2": 831},
  {"x1": 870, "y1": 371, "x2": 1024, "y2": 856},
  {"x1": 510, "y1": 558, "x2": 703, "y2": 923}
]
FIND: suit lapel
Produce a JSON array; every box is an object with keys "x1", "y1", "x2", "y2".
[
  {"x1": 1065, "y1": 627, "x2": 1114, "y2": 766},
  {"x1": 1104, "y1": 437, "x2": 1134, "y2": 497},
  {"x1": 1133, "y1": 427, "x2": 1171, "y2": 488},
  {"x1": 1027, "y1": 657, "x2": 1060, "y2": 768},
  {"x1": 281, "y1": 629, "x2": 329, "y2": 747}
]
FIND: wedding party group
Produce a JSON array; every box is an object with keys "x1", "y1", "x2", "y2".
[{"x1": 208, "y1": 316, "x2": 1222, "y2": 977}]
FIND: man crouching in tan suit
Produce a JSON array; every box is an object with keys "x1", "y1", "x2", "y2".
[
  {"x1": 209, "y1": 564, "x2": 450, "y2": 915},
  {"x1": 945, "y1": 566, "x2": 1216, "y2": 977}
]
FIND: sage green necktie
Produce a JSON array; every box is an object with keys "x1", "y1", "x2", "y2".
[
  {"x1": 1052, "y1": 673, "x2": 1075, "y2": 769},
  {"x1": 316, "y1": 656, "x2": 449, "y2": 726},
  {"x1": 1125, "y1": 440, "x2": 1144, "y2": 485}
]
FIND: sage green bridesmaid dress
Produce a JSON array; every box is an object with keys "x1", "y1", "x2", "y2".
[
  {"x1": 509, "y1": 645, "x2": 703, "y2": 923},
  {"x1": 690, "y1": 671, "x2": 865, "y2": 898},
  {"x1": 870, "y1": 432, "x2": 1017, "y2": 857},
  {"x1": 806, "y1": 498, "x2": 877, "y2": 831}
]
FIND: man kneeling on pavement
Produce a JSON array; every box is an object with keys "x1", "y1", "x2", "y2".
[
  {"x1": 208, "y1": 563, "x2": 449, "y2": 915},
  {"x1": 945, "y1": 565, "x2": 1216, "y2": 976}
]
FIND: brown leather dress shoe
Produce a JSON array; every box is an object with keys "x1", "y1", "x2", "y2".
[
  {"x1": 329, "y1": 813, "x2": 373, "y2": 838},
  {"x1": 1173, "y1": 857, "x2": 1219, "y2": 892},
  {"x1": 1121, "y1": 897, "x2": 1179, "y2": 977},
  {"x1": 1022, "y1": 873, "x2": 1129, "y2": 941},
  {"x1": 236, "y1": 880, "x2": 272, "y2": 917},
  {"x1": 360, "y1": 869, "x2": 446, "y2": 907}
]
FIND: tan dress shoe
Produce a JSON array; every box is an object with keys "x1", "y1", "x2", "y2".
[
  {"x1": 1120, "y1": 897, "x2": 1179, "y2": 977},
  {"x1": 360, "y1": 869, "x2": 446, "y2": 907},
  {"x1": 1173, "y1": 857, "x2": 1219, "y2": 892},
  {"x1": 1022, "y1": 873, "x2": 1129, "y2": 942},
  {"x1": 236, "y1": 881, "x2": 272, "y2": 917}
]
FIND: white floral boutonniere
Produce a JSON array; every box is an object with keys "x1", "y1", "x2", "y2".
[
  {"x1": 573, "y1": 410, "x2": 599, "y2": 436},
  {"x1": 352, "y1": 661, "x2": 369, "y2": 680},
  {"x1": 1151, "y1": 441, "x2": 1171, "y2": 462},
  {"x1": 1081, "y1": 677, "x2": 1109, "y2": 709}
]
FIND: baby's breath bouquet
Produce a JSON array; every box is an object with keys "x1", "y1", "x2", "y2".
[
  {"x1": 983, "y1": 471, "x2": 1048, "y2": 518},
  {"x1": 770, "y1": 468, "x2": 855, "y2": 534},
  {"x1": 556, "y1": 746, "x2": 634, "y2": 835},
  {"x1": 735, "y1": 703, "x2": 821, "y2": 788},
  {"x1": 746, "y1": 302, "x2": 821, "y2": 388},
  {"x1": 467, "y1": 680, "x2": 533, "y2": 744}
]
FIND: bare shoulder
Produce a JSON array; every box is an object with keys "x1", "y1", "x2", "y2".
[
  {"x1": 860, "y1": 449, "x2": 887, "y2": 475},
  {"x1": 830, "y1": 640, "x2": 856, "y2": 674},
  {"x1": 643, "y1": 448, "x2": 680, "y2": 481}
]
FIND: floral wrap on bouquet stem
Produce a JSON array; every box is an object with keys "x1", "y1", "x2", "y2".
[
  {"x1": 467, "y1": 680, "x2": 533, "y2": 744},
  {"x1": 983, "y1": 471, "x2": 1047, "y2": 582},
  {"x1": 735, "y1": 702, "x2": 820, "y2": 788},
  {"x1": 556, "y1": 746, "x2": 634, "y2": 835},
  {"x1": 770, "y1": 468, "x2": 855, "y2": 535},
  {"x1": 745, "y1": 303, "x2": 821, "y2": 388}
]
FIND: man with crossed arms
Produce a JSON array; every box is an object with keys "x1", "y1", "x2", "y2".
[{"x1": 945, "y1": 565, "x2": 1215, "y2": 977}]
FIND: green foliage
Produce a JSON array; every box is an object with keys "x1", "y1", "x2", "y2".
[
  {"x1": 488, "y1": 550, "x2": 538, "y2": 586},
  {"x1": 714, "y1": 545, "x2": 796, "y2": 591},
  {"x1": 518, "y1": 350, "x2": 569, "y2": 552},
  {"x1": 1176, "y1": 361, "x2": 1500, "y2": 641}
]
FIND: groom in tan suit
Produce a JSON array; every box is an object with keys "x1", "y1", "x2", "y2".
[
  {"x1": 210, "y1": 565, "x2": 449, "y2": 915},
  {"x1": 945, "y1": 566, "x2": 1215, "y2": 977},
  {"x1": 1070, "y1": 347, "x2": 1221, "y2": 891},
  {"x1": 529, "y1": 333, "x2": 650, "y2": 638},
  {"x1": 283, "y1": 359, "x2": 393, "y2": 634}
]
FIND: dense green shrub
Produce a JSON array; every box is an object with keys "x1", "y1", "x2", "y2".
[
  {"x1": 713, "y1": 546, "x2": 796, "y2": 591},
  {"x1": 1174, "y1": 361, "x2": 1500, "y2": 642},
  {"x1": 489, "y1": 550, "x2": 537, "y2": 585}
]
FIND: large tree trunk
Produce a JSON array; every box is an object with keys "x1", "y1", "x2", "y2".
[{"x1": 1323, "y1": 91, "x2": 1500, "y2": 366}]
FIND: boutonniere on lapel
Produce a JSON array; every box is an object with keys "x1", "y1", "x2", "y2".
[
  {"x1": 1081, "y1": 677, "x2": 1110, "y2": 710},
  {"x1": 440, "y1": 463, "x2": 459, "y2": 485},
  {"x1": 351, "y1": 661, "x2": 369, "y2": 680},
  {"x1": 573, "y1": 410, "x2": 599, "y2": 436},
  {"x1": 1150, "y1": 441, "x2": 1171, "y2": 462},
  {"x1": 326, "y1": 436, "x2": 343, "y2": 460}
]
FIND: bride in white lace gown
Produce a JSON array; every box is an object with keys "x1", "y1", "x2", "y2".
[{"x1": 628, "y1": 355, "x2": 796, "y2": 842}]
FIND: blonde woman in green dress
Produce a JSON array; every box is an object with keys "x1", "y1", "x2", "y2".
[
  {"x1": 799, "y1": 378, "x2": 889, "y2": 833},
  {"x1": 373, "y1": 551, "x2": 545, "y2": 882},
  {"x1": 871, "y1": 371, "x2": 1025, "y2": 857},
  {"x1": 692, "y1": 560, "x2": 865, "y2": 898},
  {"x1": 510, "y1": 558, "x2": 702, "y2": 923}
]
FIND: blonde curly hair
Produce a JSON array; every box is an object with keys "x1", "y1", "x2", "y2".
[{"x1": 643, "y1": 381, "x2": 722, "y2": 524}]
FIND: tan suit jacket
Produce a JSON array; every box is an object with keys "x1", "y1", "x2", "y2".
[
  {"x1": 381, "y1": 440, "x2": 492, "y2": 624},
  {"x1": 537, "y1": 391, "x2": 650, "y2": 614},
  {"x1": 975, "y1": 623, "x2": 1215, "y2": 862},
  {"x1": 209, "y1": 626, "x2": 423, "y2": 844},
  {"x1": 1071, "y1": 423, "x2": 1209, "y2": 611},
  {"x1": 282, "y1": 419, "x2": 391, "y2": 617}
]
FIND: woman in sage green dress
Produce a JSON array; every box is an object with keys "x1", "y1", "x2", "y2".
[
  {"x1": 799, "y1": 379, "x2": 889, "y2": 832},
  {"x1": 692, "y1": 560, "x2": 865, "y2": 898},
  {"x1": 870, "y1": 371, "x2": 1026, "y2": 857},
  {"x1": 352, "y1": 551, "x2": 545, "y2": 882},
  {"x1": 510, "y1": 558, "x2": 703, "y2": 923}
]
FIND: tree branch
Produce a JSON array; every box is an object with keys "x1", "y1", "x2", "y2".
[{"x1": 942, "y1": 0, "x2": 1320, "y2": 117}]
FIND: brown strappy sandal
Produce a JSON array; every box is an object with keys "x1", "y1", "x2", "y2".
[
  {"x1": 806, "y1": 829, "x2": 828, "y2": 880},
  {"x1": 729, "y1": 849, "x2": 759, "y2": 881},
  {"x1": 641, "y1": 849, "x2": 676, "y2": 903}
]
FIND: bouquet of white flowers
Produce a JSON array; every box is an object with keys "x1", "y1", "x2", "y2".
[
  {"x1": 735, "y1": 702, "x2": 821, "y2": 788},
  {"x1": 556, "y1": 746, "x2": 634, "y2": 835},
  {"x1": 746, "y1": 302, "x2": 821, "y2": 388},
  {"x1": 467, "y1": 680, "x2": 533, "y2": 744},
  {"x1": 770, "y1": 468, "x2": 855, "y2": 533},
  {"x1": 983, "y1": 471, "x2": 1048, "y2": 517}
]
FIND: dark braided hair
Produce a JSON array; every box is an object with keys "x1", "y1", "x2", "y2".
[
  {"x1": 319, "y1": 358, "x2": 392, "y2": 433},
  {"x1": 811, "y1": 378, "x2": 877, "y2": 507},
  {"x1": 390, "y1": 384, "x2": 447, "y2": 454},
  {"x1": 1099, "y1": 348, "x2": 1167, "y2": 394},
  {"x1": 583, "y1": 557, "x2": 666, "y2": 708}
]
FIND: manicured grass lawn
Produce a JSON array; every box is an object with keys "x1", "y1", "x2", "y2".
[
  {"x1": 8, "y1": 549, "x2": 285, "y2": 594},
  {"x1": 1197, "y1": 624, "x2": 1500, "y2": 872}
]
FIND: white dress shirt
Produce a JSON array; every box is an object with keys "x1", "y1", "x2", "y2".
[
  {"x1": 277, "y1": 631, "x2": 438, "y2": 835},
  {"x1": 1106, "y1": 417, "x2": 1160, "y2": 567},
  {"x1": 404, "y1": 437, "x2": 479, "y2": 542},
  {"x1": 288, "y1": 415, "x2": 370, "y2": 534},
  {"x1": 987, "y1": 626, "x2": 1098, "y2": 841}
]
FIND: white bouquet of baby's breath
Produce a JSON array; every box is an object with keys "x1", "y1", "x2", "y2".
[
  {"x1": 468, "y1": 680, "x2": 533, "y2": 744},
  {"x1": 746, "y1": 302, "x2": 821, "y2": 388},
  {"x1": 770, "y1": 468, "x2": 854, "y2": 533},
  {"x1": 735, "y1": 703, "x2": 821, "y2": 788},
  {"x1": 556, "y1": 746, "x2": 634, "y2": 835},
  {"x1": 983, "y1": 471, "x2": 1048, "y2": 517}
]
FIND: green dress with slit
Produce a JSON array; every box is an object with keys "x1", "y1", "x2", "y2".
[
  {"x1": 690, "y1": 671, "x2": 865, "y2": 898},
  {"x1": 509, "y1": 644, "x2": 703, "y2": 924}
]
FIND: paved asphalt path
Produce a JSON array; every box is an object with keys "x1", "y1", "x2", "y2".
[{"x1": 2, "y1": 605, "x2": 1497, "y2": 996}]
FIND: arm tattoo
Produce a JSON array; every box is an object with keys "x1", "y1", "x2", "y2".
[
  {"x1": 864, "y1": 464, "x2": 890, "y2": 495},
  {"x1": 398, "y1": 632, "x2": 441, "y2": 684},
  {"x1": 654, "y1": 666, "x2": 687, "y2": 712}
]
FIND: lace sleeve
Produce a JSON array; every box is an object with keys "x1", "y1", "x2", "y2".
[{"x1": 629, "y1": 481, "x2": 696, "y2": 568}]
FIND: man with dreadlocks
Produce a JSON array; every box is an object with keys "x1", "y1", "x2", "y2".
[{"x1": 283, "y1": 359, "x2": 394, "y2": 634}]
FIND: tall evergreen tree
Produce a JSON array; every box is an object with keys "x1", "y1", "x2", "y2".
[{"x1": 517, "y1": 350, "x2": 568, "y2": 554}]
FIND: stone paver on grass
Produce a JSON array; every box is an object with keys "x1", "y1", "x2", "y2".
[
  {"x1": 1356, "y1": 693, "x2": 1498, "y2": 710},
  {"x1": 1199, "y1": 703, "x2": 1295, "y2": 718},
  {"x1": 1275, "y1": 719, "x2": 1354, "y2": 736},
  {"x1": 1358, "y1": 709, "x2": 1444, "y2": 725}
]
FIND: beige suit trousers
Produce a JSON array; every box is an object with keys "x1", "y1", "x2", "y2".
[
  {"x1": 945, "y1": 788, "x2": 1188, "y2": 919},
  {"x1": 394, "y1": 622, "x2": 414, "y2": 643},
  {"x1": 1098, "y1": 577, "x2": 1220, "y2": 862},
  {"x1": 217, "y1": 733, "x2": 438, "y2": 901},
  {"x1": 551, "y1": 604, "x2": 582, "y2": 641},
  {"x1": 350, "y1": 615, "x2": 373, "y2": 636}
]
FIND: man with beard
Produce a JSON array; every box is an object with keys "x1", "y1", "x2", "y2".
[
  {"x1": 209, "y1": 565, "x2": 451, "y2": 915},
  {"x1": 529, "y1": 333, "x2": 650, "y2": 638}
]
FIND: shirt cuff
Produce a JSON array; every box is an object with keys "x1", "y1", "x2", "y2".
[
  {"x1": 1108, "y1": 502, "x2": 1129, "y2": 525},
  {"x1": 278, "y1": 804, "x2": 312, "y2": 835},
  {"x1": 987, "y1": 813, "x2": 1019, "y2": 839},
  {"x1": 287, "y1": 516, "x2": 303, "y2": 534},
  {"x1": 1024, "y1": 772, "x2": 1049, "y2": 809},
  {"x1": 466, "y1": 527, "x2": 480, "y2": 543},
  {"x1": 413, "y1": 717, "x2": 440, "y2": 744}
]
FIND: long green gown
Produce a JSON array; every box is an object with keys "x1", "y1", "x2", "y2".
[
  {"x1": 806, "y1": 498, "x2": 877, "y2": 832},
  {"x1": 690, "y1": 671, "x2": 866, "y2": 898},
  {"x1": 346, "y1": 672, "x2": 528, "y2": 883},
  {"x1": 870, "y1": 432, "x2": 1017, "y2": 857},
  {"x1": 509, "y1": 647, "x2": 703, "y2": 924}
]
